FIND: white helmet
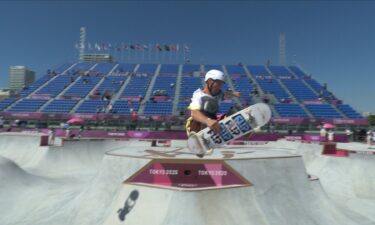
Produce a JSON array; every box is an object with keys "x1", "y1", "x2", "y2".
[{"x1": 204, "y1": 69, "x2": 225, "y2": 82}]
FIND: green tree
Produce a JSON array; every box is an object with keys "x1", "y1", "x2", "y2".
[{"x1": 369, "y1": 115, "x2": 375, "y2": 126}]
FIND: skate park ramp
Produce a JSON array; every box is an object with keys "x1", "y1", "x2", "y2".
[
  {"x1": 264, "y1": 139, "x2": 375, "y2": 221},
  {"x1": 0, "y1": 133, "x2": 374, "y2": 225}
]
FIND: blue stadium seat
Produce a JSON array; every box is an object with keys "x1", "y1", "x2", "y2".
[
  {"x1": 121, "y1": 75, "x2": 152, "y2": 98},
  {"x1": 42, "y1": 99, "x2": 78, "y2": 113},
  {"x1": 247, "y1": 65, "x2": 270, "y2": 76},
  {"x1": 96, "y1": 76, "x2": 126, "y2": 96},
  {"x1": 152, "y1": 75, "x2": 177, "y2": 98},
  {"x1": 144, "y1": 101, "x2": 173, "y2": 115},
  {"x1": 112, "y1": 100, "x2": 140, "y2": 114},
  {"x1": 274, "y1": 104, "x2": 308, "y2": 118},
  {"x1": 204, "y1": 64, "x2": 222, "y2": 72},
  {"x1": 137, "y1": 64, "x2": 157, "y2": 74},
  {"x1": 231, "y1": 76, "x2": 253, "y2": 101},
  {"x1": 178, "y1": 101, "x2": 190, "y2": 111},
  {"x1": 8, "y1": 99, "x2": 47, "y2": 112},
  {"x1": 54, "y1": 63, "x2": 74, "y2": 74},
  {"x1": 159, "y1": 64, "x2": 179, "y2": 74},
  {"x1": 182, "y1": 64, "x2": 201, "y2": 75},
  {"x1": 94, "y1": 63, "x2": 115, "y2": 74},
  {"x1": 20, "y1": 75, "x2": 54, "y2": 97},
  {"x1": 112, "y1": 63, "x2": 136, "y2": 74},
  {"x1": 268, "y1": 66, "x2": 293, "y2": 78},
  {"x1": 257, "y1": 78, "x2": 289, "y2": 101},
  {"x1": 36, "y1": 74, "x2": 79, "y2": 97},
  {"x1": 0, "y1": 98, "x2": 17, "y2": 111},
  {"x1": 305, "y1": 104, "x2": 343, "y2": 118},
  {"x1": 64, "y1": 76, "x2": 102, "y2": 97},
  {"x1": 218, "y1": 102, "x2": 235, "y2": 114},
  {"x1": 4, "y1": 62, "x2": 363, "y2": 121},
  {"x1": 69, "y1": 62, "x2": 95, "y2": 72},
  {"x1": 226, "y1": 65, "x2": 246, "y2": 75},
  {"x1": 179, "y1": 76, "x2": 203, "y2": 98},
  {"x1": 282, "y1": 79, "x2": 318, "y2": 101},
  {"x1": 305, "y1": 79, "x2": 330, "y2": 97},
  {"x1": 336, "y1": 104, "x2": 362, "y2": 118},
  {"x1": 288, "y1": 66, "x2": 306, "y2": 78},
  {"x1": 75, "y1": 100, "x2": 108, "y2": 113}
]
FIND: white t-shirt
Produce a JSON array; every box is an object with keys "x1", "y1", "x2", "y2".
[
  {"x1": 328, "y1": 131, "x2": 334, "y2": 141},
  {"x1": 188, "y1": 88, "x2": 223, "y2": 111},
  {"x1": 320, "y1": 128, "x2": 327, "y2": 137}
]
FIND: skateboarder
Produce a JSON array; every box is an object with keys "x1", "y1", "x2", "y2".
[{"x1": 185, "y1": 69, "x2": 241, "y2": 136}]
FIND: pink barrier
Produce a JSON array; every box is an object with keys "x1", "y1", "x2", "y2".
[
  {"x1": 303, "y1": 100, "x2": 322, "y2": 104},
  {"x1": 152, "y1": 96, "x2": 170, "y2": 101},
  {"x1": 271, "y1": 117, "x2": 368, "y2": 125},
  {"x1": 272, "y1": 117, "x2": 305, "y2": 124},
  {"x1": 31, "y1": 94, "x2": 52, "y2": 100},
  {"x1": 0, "y1": 128, "x2": 349, "y2": 142},
  {"x1": 0, "y1": 112, "x2": 368, "y2": 126},
  {"x1": 230, "y1": 74, "x2": 242, "y2": 78}
]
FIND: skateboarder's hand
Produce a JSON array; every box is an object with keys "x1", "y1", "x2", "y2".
[
  {"x1": 225, "y1": 90, "x2": 241, "y2": 98},
  {"x1": 207, "y1": 118, "x2": 220, "y2": 133},
  {"x1": 232, "y1": 91, "x2": 241, "y2": 98}
]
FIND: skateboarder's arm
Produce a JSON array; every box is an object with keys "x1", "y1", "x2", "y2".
[
  {"x1": 191, "y1": 110, "x2": 220, "y2": 133},
  {"x1": 224, "y1": 90, "x2": 241, "y2": 98}
]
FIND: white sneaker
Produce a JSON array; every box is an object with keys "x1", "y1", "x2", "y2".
[{"x1": 187, "y1": 132, "x2": 206, "y2": 157}]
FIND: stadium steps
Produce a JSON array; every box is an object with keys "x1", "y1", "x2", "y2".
[
  {"x1": 80, "y1": 64, "x2": 119, "y2": 114},
  {"x1": 200, "y1": 64, "x2": 205, "y2": 85},
  {"x1": 2, "y1": 63, "x2": 78, "y2": 112},
  {"x1": 109, "y1": 64, "x2": 140, "y2": 105},
  {"x1": 300, "y1": 79, "x2": 321, "y2": 98},
  {"x1": 273, "y1": 73, "x2": 314, "y2": 117},
  {"x1": 84, "y1": 64, "x2": 119, "y2": 101},
  {"x1": 107, "y1": 63, "x2": 120, "y2": 76},
  {"x1": 265, "y1": 65, "x2": 297, "y2": 104},
  {"x1": 37, "y1": 98, "x2": 54, "y2": 112},
  {"x1": 62, "y1": 64, "x2": 97, "y2": 114},
  {"x1": 264, "y1": 66, "x2": 277, "y2": 79},
  {"x1": 269, "y1": 104, "x2": 280, "y2": 117},
  {"x1": 288, "y1": 66, "x2": 330, "y2": 105},
  {"x1": 244, "y1": 65, "x2": 280, "y2": 116},
  {"x1": 275, "y1": 79, "x2": 298, "y2": 103},
  {"x1": 138, "y1": 64, "x2": 161, "y2": 115},
  {"x1": 335, "y1": 104, "x2": 362, "y2": 118},
  {"x1": 330, "y1": 104, "x2": 347, "y2": 118},
  {"x1": 68, "y1": 63, "x2": 121, "y2": 114},
  {"x1": 69, "y1": 98, "x2": 84, "y2": 114},
  {"x1": 243, "y1": 65, "x2": 265, "y2": 96},
  {"x1": 222, "y1": 65, "x2": 242, "y2": 106},
  {"x1": 172, "y1": 64, "x2": 183, "y2": 116},
  {"x1": 300, "y1": 103, "x2": 314, "y2": 118},
  {"x1": 285, "y1": 66, "x2": 332, "y2": 118},
  {"x1": 263, "y1": 93, "x2": 279, "y2": 105},
  {"x1": 285, "y1": 67, "x2": 299, "y2": 79},
  {"x1": 61, "y1": 76, "x2": 87, "y2": 113},
  {"x1": 26, "y1": 62, "x2": 78, "y2": 99},
  {"x1": 57, "y1": 63, "x2": 98, "y2": 99},
  {"x1": 288, "y1": 66, "x2": 325, "y2": 103}
]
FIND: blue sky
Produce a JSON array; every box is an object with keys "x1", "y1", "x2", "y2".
[{"x1": 0, "y1": 1, "x2": 374, "y2": 113}]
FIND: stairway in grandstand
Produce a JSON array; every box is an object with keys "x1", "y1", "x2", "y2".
[
  {"x1": 0, "y1": 62, "x2": 363, "y2": 122},
  {"x1": 171, "y1": 65, "x2": 183, "y2": 115}
]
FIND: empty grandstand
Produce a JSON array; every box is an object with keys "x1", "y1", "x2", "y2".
[{"x1": 0, "y1": 62, "x2": 366, "y2": 130}]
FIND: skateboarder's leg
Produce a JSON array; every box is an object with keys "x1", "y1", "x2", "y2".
[{"x1": 186, "y1": 117, "x2": 206, "y2": 136}]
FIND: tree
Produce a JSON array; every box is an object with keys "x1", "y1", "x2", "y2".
[{"x1": 369, "y1": 115, "x2": 375, "y2": 126}]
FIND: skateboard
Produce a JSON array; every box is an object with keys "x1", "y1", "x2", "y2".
[{"x1": 187, "y1": 103, "x2": 271, "y2": 157}]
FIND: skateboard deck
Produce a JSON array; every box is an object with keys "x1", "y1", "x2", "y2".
[{"x1": 187, "y1": 103, "x2": 271, "y2": 156}]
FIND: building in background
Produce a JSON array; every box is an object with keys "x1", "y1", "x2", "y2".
[
  {"x1": 82, "y1": 53, "x2": 113, "y2": 63},
  {"x1": 9, "y1": 66, "x2": 35, "y2": 91},
  {"x1": 0, "y1": 89, "x2": 14, "y2": 99}
]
